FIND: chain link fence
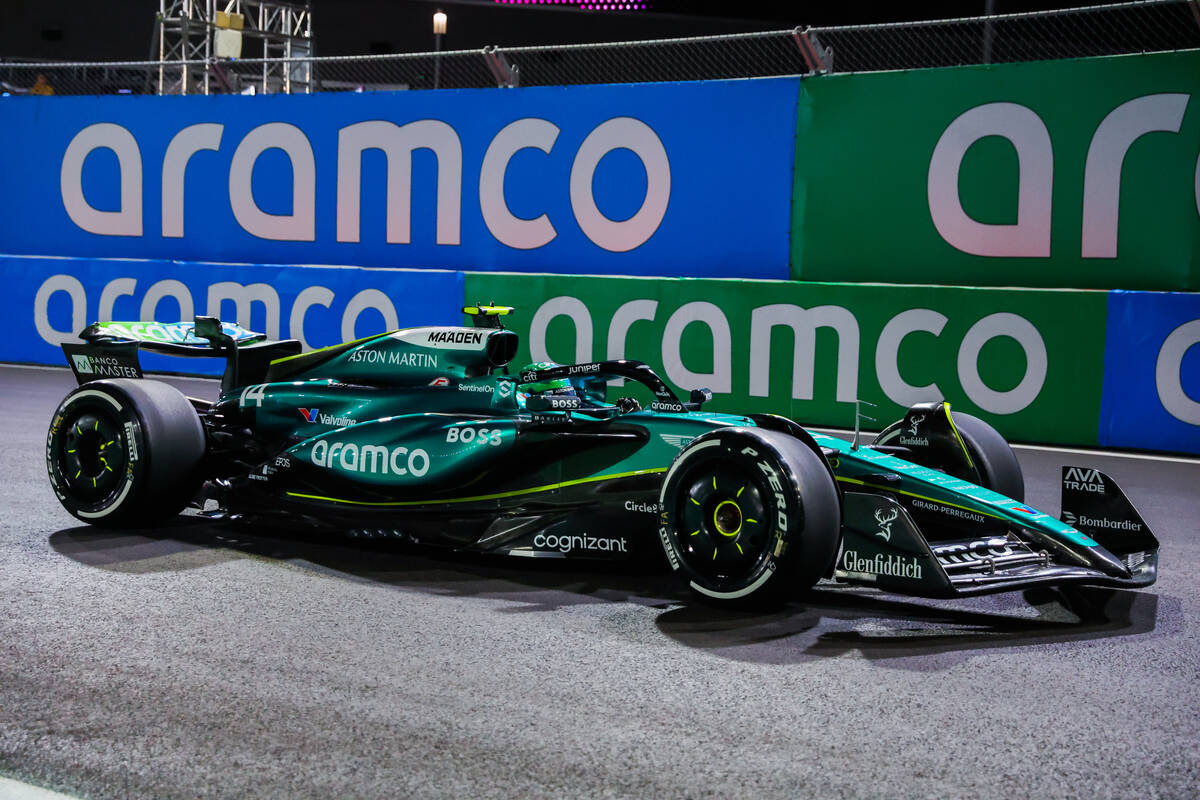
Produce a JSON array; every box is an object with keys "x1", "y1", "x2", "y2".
[
  {"x1": 2, "y1": 0, "x2": 1197, "y2": 96},
  {"x1": 810, "y1": 0, "x2": 1200, "y2": 73}
]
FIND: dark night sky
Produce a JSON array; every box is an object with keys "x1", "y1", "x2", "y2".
[{"x1": 0, "y1": 0, "x2": 1120, "y2": 61}]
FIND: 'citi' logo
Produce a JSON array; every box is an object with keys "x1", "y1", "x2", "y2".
[{"x1": 1064, "y1": 467, "x2": 1105, "y2": 493}]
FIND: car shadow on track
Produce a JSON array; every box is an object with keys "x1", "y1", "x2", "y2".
[
  {"x1": 652, "y1": 584, "x2": 1171, "y2": 669},
  {"x1": 47, "y1": 518, "x2": 690, "y2": 609},
  {"x1": 49, "y1": 519, "x2": 1170, "y2": 668}
]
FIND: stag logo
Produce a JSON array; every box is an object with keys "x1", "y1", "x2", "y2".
[
  {"x1": 899, "y1": 413, "x2": 930, "y2": 446},
  {"x1": 874, "y1": 506, "x2": 900, "y2": 542},
  {"x1": 906, "y1": 414, "x2": 925, "y2": 436}
]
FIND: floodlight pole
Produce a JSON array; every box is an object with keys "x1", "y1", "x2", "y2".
[{"x1": 433, "y1": 10, "x2": 447, "y2": 89}]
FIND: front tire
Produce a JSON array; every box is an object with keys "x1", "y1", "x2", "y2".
[
  {"x1": 46, "y1": 379, "x2": 205, "y2": 527},
  {"x1": 658, "y1": 427, "x2": 840, "y2": 607},
  {"x1": 875, "y1": 410, "x2": 1025, "y2": 502}
]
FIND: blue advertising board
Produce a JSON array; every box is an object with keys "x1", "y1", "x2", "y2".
[
  {"x1": 0, "y1": 79, "x2": 799, "y2": 279},
  {"x1": 1, "y1": 255, "x2": 463, "y2": 375},
  {"x1": 1100, "y1": 290, "x2": 1200, "y2": 453}
]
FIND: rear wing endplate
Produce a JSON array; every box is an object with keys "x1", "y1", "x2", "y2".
[{"x1": 64, "y1": 317, "x2": 301, "y2": 392}]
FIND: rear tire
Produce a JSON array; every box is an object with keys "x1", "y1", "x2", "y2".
[
  {"x1": 46, "y1": 379, "x2": 205, "y2": 527},
  {"x1": 658, "y1": 427, "x2": 840, "y2": 608}
]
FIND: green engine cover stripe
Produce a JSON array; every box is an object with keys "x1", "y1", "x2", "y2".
[
  {"x1": 286, "y1": 466, "x2": 669, "y2": 507},
  {"x1": 835, "y1": 475, "x2": 1006, "y2": 522}
]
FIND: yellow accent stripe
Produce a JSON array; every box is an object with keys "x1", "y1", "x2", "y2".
[
  {"x1": 286, "y1": 467, "x2": 668, "y2": 507},
  {"x1": 268, "y1": 331, "x2": 395, "y2": 366},
  {"x1": 834, "y1": 476, "x2": 1005, "y2": 521},
  {"x1": 943, "y1": 401, "x2": 975, "y2": 472}
]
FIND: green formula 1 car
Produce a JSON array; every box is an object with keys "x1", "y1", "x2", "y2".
[{"x1": 45, "y1": 305, "x2": 1159, "y2": 606}]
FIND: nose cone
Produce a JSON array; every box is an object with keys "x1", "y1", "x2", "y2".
[{"x1": 1084, "y1": 542, "x2": 1133, "y2": 579}]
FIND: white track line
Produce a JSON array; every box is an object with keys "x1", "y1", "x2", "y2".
[
  {"x1": 0, "y1": 777, "x2": 81, "y2": 800},
  {"x1": 1008, "y1": 441, "x2": 1200, "y2": 465}
]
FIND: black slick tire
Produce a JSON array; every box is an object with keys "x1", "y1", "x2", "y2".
[
  {"x1": 657, "y1": 427, "x2": 840, "y2": 608},
  {"x1": 874, "y1": 410, "x2": 1025, "y2": 502},
  {"x1": 46, "y1": 379, "x2": 205, "y2": 527},
  {"x1": 948, "y1": 412, "x2": 1025, "y2": 502}
]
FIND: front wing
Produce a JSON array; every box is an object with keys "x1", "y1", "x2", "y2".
[{"x1": 832, "y1": 493, "x2": 1158, "y2": 598}]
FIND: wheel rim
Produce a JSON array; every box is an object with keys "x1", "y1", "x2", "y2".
[
  {"x1": 673, "y1": 461, "x2": 770, "y2": 586},
  {"x1": 57, "y1": 408, "x2": 128, "y2": 504}
]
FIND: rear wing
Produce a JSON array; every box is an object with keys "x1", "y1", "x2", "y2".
[{"x1": 63, "y1": 316, "x2": 301, "y2": 392}]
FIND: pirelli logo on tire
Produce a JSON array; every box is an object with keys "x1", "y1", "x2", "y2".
[
  {"x1": 743, "y1": 445, "x2": 790, "y2": 535},
  {"x1": 659, "y1": 514, "x2": 680, "y2": 570}
]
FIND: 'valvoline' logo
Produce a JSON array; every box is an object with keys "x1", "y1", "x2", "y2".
[{"x1": 299, "y1": 408, "x2": 320, "y2": 423}]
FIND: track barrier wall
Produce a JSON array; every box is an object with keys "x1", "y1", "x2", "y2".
[
  {"x1": 2, "y1": 255, "x2": 463, "y2": 375},
  {"x1": 1101, "y1": 290, "x2": 1200, "y2": 453},
  {"x1": 0, "y1": 78, "x2": 799, "y2": 279},
  {"x1": 4, "y1": 256, "x2": 1198, "y2": 454},
  {"x1": 464, "y1": 272, "x2": 1200, "y2": 455},
  {"x1": 1, "y1": 58, "x2": 1196, "y2": 453},
  {"x1": 791, "y1": 50, "x2": 1200, "y2": 291}
]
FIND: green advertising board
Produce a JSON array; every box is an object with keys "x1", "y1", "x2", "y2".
[
  {"x1": 464, "y1": 272, "x2": 1108, "y2": 446},
  {"x1": 792, "y1": 50, "x2": 1200, "y2": 290}
]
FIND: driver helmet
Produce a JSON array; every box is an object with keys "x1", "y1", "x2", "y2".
[{"x1": 518, "y1": 361, "x2": 576, "y2": 396}]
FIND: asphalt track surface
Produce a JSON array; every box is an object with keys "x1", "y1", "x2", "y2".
[{"x1": 2, "y1": 365, "x2": 1198, "y2": 799}]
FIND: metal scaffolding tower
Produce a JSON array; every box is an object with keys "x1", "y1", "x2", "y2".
[{"x1": 156, "y1": 0, "x2": 313, "y2": 95}]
